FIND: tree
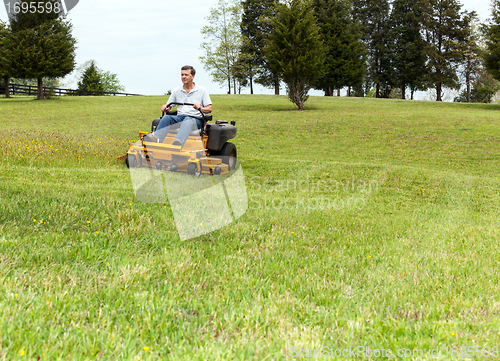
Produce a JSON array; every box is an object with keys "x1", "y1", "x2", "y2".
[
  {"x1": 389, "y1": 0, "x2": 428, "y2": 99},
  {"x1": 484, "y1": 0, "x2": 500, "y2": 83},
  {"x1": 454, "y1": 70, "x2": 500, "y2": 103},
  {"x1": 267, "y1": 0, "x2": 324, "y2": 110},
  {"x1": 240, "y1": 0, "x2": 280, "y2": 94},
  {"x1": 77, "y1": 60, "x2": 125, "y2": 94},
  {"x1": 312, "y1": 0, "x2": 366, "y2": 96},
  {"x1": 421, "y1": 0, "x2": 470, "y2": 101},
  {"x1": 77, "y1": 60, "x2": 103, "y2": 93},
  {"x1": 4, "y1": 0, "x2": 76, "y2": 100},
  {"x1": 0, "y1": 20, "x2": 11, "y2": 98},
  {"x1": 200, "y1": 0, "x2": 242, "y2": 94},
  {"x1": 352, "y1": 0, "x2": 392, "y2": 98},
  {"x1": 457, "y1": 13, "x2": 483, "y2": 103}
]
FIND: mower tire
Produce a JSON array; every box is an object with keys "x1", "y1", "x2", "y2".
[{"x1": 217, "y1": 142, "x2": 237, "y2": 170}]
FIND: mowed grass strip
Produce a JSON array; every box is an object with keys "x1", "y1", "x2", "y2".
[{"x1": 0, "y1": 95, "x2": 500, "y2": 359}]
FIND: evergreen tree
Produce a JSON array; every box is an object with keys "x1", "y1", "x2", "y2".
[
  {"x1": 240, "y1": 0, "x2": 279, "y2": 94},
  {"x1": 421, "y1": 0, "x2": 470, "y2": 101},
  {"x1": 312, "y1": 0, "x2": 365, "y2": 96},
  {"x1": 484, "y1": 0, "x2": 500, "y2": 83},
  {"x1": 351, "y1": 0, "x2": 392, "y2": 98},
  {"x1": 5, "y1": 0, "x2": 76, "y2": 100},
  {"x1": 0, "y1": 20, "x2": 11, "y2": 98},
  {"x1": 77, "y1": 60, "x2": 104, "y2": 93},
  {"x1": 76, "y1": 60, "x2": 125, "y2": 94},
  {"x1": 389, "y1": 0, "x2": 428, "y2": 99},
  {"x1": 267, "y1": 0, "x2": 324, "y2": 110},
  {"x1": 457, "y1": 13, "x2": 483, "y2": 103}
]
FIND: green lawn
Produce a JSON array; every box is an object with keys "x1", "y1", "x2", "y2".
[{"x1": 1, "y1": 94, "x2": 500, "y2": 360}]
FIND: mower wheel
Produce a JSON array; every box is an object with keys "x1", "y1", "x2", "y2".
[
  {"x1": 218, "y1": 142, "x2": 237, "y2": 170},
  {"x1": 156, "y1": 161, "x2": 163, "y2": 170},
  {"x1": 187, "y1": 163, "x2": 198, "y2": 175},
  {"x1": 213, "y1": 166, "x2": 222, "y2": 175},
  {"x1": 170, "y1": 163, "x2": 178, "y2": 172},
  {"x1": 126, "y1": 153, "x2": 139, "y2": 168}
]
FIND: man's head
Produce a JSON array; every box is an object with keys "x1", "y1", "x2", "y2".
[{"x1": 181, "y1": 65, "x2": 196, "y2": 86}]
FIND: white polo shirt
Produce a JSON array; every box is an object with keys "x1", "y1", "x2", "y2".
[{"x1": 167, "y1": 84, "x2": 212, "y2": 118}]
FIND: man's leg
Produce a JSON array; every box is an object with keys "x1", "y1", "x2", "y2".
[
  {"x1": 174, "y1": 117, "x2": 203, "y2": 146},
  {"x1": 155, "y1": 115, "x2": 185, "y2": 143}
]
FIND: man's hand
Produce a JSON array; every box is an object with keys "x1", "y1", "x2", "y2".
[
  {"x1": 194, "y1": 103, "x2": 213, "y2": 114},
  {"x1": 161, "y1": 104, "x2": 171, "y2": 113}
]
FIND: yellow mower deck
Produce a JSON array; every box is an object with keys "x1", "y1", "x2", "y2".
[{"x1": 120, "y1": 130, "x2": 229, "y2": 175}]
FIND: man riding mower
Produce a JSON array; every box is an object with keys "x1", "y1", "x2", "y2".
[{"x1": 122, "y1": 102, "x2": 238, "y2": 176}]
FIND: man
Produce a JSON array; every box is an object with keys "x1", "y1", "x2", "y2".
[{"x1": 144, "y1": 65, "x2": 212, "y2": 146}]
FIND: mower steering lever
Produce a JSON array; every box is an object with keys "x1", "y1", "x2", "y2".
[{"x1": 163, "y1": 102, "x2": 207, "y2": 120}]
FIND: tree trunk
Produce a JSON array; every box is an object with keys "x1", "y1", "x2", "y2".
[
  {"x1": 436, "y1": 83, "x2": 442, "y2": 102},
  {"x1": 324, "y1": 88, "x2": 330, "y2": 96},
  {"x1": 250, "y1": 76, "x2": 253, "y2": 95},
  {"x1": 466, "y1": 60, "x2": 471, "y2": 103},
  {"x1": 3, "y1": 76, "x2": 10, "y2": 98},
  {"x1": 337, "y1": 89, "x2": 340, "y2": 97},
  {"x1": 401, "y1": 84, "x2": 406, "y2": 100},
  {"x1": 37, "y1": 78, "x2": 44, "y2": 100},
  {"x1": 274, "y1": 78, "x2": 279, "y2": 95},
  {"x1": 347, "y1": 86, "x2": 351, "y2": 97}
]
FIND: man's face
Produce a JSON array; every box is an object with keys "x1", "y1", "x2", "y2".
[{"x1": 181, "y1": 70, "x2": 194, "y2": 85}]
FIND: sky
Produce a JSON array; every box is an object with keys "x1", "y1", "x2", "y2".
[{"x1": 0, "y1": 0, "x2": 494, "y2": 97}]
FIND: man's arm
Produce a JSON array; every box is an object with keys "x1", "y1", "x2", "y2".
[{"x1": 194, "y1": 103, "x2": 212, "y2": 114}]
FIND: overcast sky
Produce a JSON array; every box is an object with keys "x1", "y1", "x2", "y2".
[{"x1": 0, "y1": 0, "x2": 494, "y2": 96}]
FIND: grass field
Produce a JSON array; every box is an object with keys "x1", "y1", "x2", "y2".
[{"x1": 1, "y1": 94, "x2": 500, "y2": 360}]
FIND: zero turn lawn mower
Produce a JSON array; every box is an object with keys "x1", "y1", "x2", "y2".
[{"x1": 119, "y1": 102, "x2": 237, "y2": 176}]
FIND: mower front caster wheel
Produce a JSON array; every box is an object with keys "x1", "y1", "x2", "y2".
[
  {"x1": 126, "y1": 153, "x2": 141, "y2": 168},
  {"x1": 188, "y1": 163, "x2": 201, "y2": 177}
]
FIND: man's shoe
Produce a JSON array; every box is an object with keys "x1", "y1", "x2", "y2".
[
  {"x1": 143, "y1": 134, "x2": 159, "y2": 143},
  {"x1": 172, "y1": 139, "x2": 182, "y2": 146}
]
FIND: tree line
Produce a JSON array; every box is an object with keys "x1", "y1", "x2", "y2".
[
  {"x1": 0, "y1": 0, "x2": 124, "y2": 100},
  {"x1": 200, "y1": 0, "x2": 500, "y2": 109}
]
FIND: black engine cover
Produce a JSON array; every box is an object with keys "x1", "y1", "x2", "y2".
[{"x1": 206, "y1": 123, "x2": 237, "y2": 152}]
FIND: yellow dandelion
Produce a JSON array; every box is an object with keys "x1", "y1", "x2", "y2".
[
  {"x1": 358, "y1": 318, "x2": 362, "y2": 322},
  {"x1": 33, "y1": 219, "x2": 36, "y2": 222},
  {"x1": 291, "y1": 231, "x2": 295, "y2": 234},
  {"x1": 451, "y1": 332, "x2": 455, "y2": 336},
  {"x1": 20, "y1": 349, "x2": 25, "y2": 356},
  {"x1": 15, "y1": 293, "x2": 18, "y2": 298},
  {"x1": 129, "y1": 203, "x2": 132, "y2": 206},
  {"x1": 143, "y1": 346, "x2": 150, "y2": 351},
  {"x1": 87, "y1": 221, "x2": 90, "y2": 224},
  {"x1": 367, "y1": 255, "x2": 371, "y2": 258}
]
